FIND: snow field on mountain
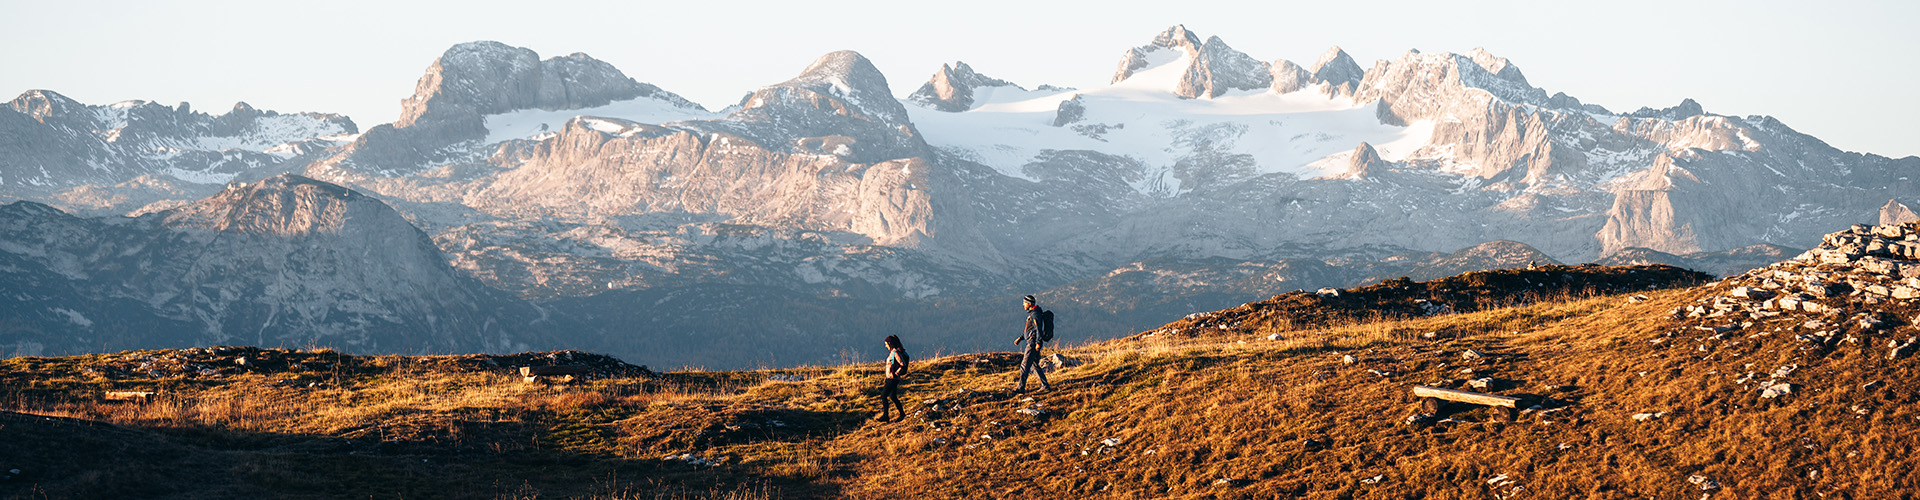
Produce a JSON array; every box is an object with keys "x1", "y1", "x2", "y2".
[
  {"x1": 906, "y1": 49, "x2": 1431, "y2": 189},
  {"x1": 481, "y1": 97, "x2": 718, "y2": 144},
  {"x1": 187, "y1": 114, "x2": 353, "y2": 153}
]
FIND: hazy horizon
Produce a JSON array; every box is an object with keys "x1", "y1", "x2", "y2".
[{"x1": 3, "y1": 0, "x2": 1916, "y2": 158}]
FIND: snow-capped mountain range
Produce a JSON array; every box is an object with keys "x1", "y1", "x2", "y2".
[{"x1": 2, "y1": 25, "x2": 1913, "y2": 365}]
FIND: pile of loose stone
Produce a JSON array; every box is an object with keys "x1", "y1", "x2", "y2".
[{"x1": 1672, "y1": 222, "x2": 1920, "y2": 363}]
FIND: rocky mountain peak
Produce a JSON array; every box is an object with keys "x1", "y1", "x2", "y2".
[
  {"x1": 1310, "y1": 46, "x2": 1364, "y2": 92},
  {"x1": 7, "y1": 89, "x2": 87, "y2": 122},
  {"x1": 1109, "y1": 26, "x2": 1270, "y2": 98},
  {"x1": 1629, "y1": 98, "x2": 1707, "y2": 120},
  {"x1": 1111, "y1": 25, "x2": 1208, "y2": 84},
  {"x1": 741, "y1": 50, "x2": 910, "y2": 127},
  {"x1": 1467, "y1": 47, "x2": 1531, "y2": 86},
  {"x1": 907, "y1": 61, "x2": 1019, "y2": 112},
  {"x1": 1270, "y1": 59, "x2": 1314, "y2": 94},
  {"x1": 1883, "y1": 199, "x2": 1920, "y2": 226},
  {"x1": 163, "y1": 174, "x2": 393, "y2": 237},
  {"x1": 396, "y1": 41, "x2": 687, "y2": 129},
  {"x1": 311, "y1": 41, "x2": 700, "y2": 180},
  {"x1": 1152, "y1": 25, "x2": 1205, "y2": 53},
  {"x1": 783, "y1": 50, "x2": 889, "y2": 91},
  {"x1": 1342, "y1": 142, "x2": 1387, "y2": 179},
  {"x1": 1168, "y1": 35, "x2": 1272, "y2": 99}
]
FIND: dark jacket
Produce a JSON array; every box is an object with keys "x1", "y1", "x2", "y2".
[{"x1": 1017, "y1": 306, "x2": 1045, "y2": 350}]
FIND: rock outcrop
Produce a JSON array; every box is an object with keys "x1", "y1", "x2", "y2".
[
  {"x1": 1882, "y1": 200, "x2": 1919, "y2": 226},
  {"x1": 1671, "y1": 222, "x2": 1920, "y2": 371},
  {"x1": 1338, "y1": 142, "x2": 1388, "y2": 180},
  {"x1": 907, "y1": 62, "x2": 1020, "y2": 112}
]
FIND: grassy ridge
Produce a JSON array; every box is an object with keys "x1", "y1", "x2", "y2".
[{"x1": 4, "y1": 267, "x2": 1917, "y2": 498}]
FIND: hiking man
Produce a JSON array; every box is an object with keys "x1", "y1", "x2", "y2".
[
  {"x1": 1012, "y1": 294, "x2": 1053, "y2": 393},
  {"x1": 876, "y1": 335, "x2": 910, "y2": 422}
]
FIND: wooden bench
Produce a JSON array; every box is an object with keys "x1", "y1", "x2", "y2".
[
  {"x1": 1412, "y1": 385, "x2": 1519, "y2": 420},
  {"x1": 104, "y1": 391, "x2": 156, "y2": 404},
  {"x1": 520, "y1": 365, "x2": 592, "y2": 384}
]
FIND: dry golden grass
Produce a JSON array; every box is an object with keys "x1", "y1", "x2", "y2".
[{"x1": 5, "y1": 281, "x2": 1919, "y2": 499}]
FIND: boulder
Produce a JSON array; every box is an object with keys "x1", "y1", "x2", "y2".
[
  {"x1": 1042, "y1": 353, "x2": 1081, "y2": 372},
  {"x1": 1760, "y1": 381, "x2": 1794, "y2": 398}
]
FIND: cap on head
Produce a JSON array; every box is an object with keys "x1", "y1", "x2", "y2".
[{"x1": 1022, "y1": 294, "x2": 1036, "y2": 307}]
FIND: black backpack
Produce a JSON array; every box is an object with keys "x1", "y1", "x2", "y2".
[{"x1": 1037, "y1": 309, "x2": 1055, "y2": 344}]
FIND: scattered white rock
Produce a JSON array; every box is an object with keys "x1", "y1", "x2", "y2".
[
  {"x1": 661, "y1": 454, "x2": 719, "y2": 467},
  {"x1": 1892, "y1": 338, "x2": 1916, "y2": 360},
  {"x1": 1760, "y1": 381, "x2": 1794, "y2": 399},
  {"x1": 1461, "y1": 350, "x2": 1484, "y2": 360},
  {"x1": 1687, "y1": 474, "x2": 1720, "y2": 490},
  {"x1": 1631, "y1": 412, "x2": 1667, "y2": 422}
]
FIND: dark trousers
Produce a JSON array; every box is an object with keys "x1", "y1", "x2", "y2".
[
  {"x1": 879, "y1": 377, "x2": 904, "y2": 415},
  {"x1": 1016, "y1": 347, "x2": 1050, "y2": 391}
]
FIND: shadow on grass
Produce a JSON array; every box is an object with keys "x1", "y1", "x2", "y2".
[{"x1": 0, "y1": 409, "x2": 827, "y2": 500}]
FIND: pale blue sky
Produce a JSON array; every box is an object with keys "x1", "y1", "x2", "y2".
[{"x1": 4, "y1": 0, "x2": 1915, "y2": 157}]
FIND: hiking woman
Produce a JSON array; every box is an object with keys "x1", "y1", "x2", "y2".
[{"x1": 877, "y1": 335, "x2": 911, "y2": 422}]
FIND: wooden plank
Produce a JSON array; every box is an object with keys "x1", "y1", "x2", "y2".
[
  {"x1": 1412, "y1": 386, "x2": 1518, "y2": 408},
  {"x1": 104, "y1": 391, "x2": 155, "y2": 403},
  {"x1": 519, "y1": 365, "x2": 592, "y2": 377}
]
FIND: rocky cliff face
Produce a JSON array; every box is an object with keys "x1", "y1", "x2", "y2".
[
  {"x1": 0, "y1": 174, "x2": 533, "y2": 356},
  {"x1": 464, "y1": 51, "x2": 994, "y2": 260}
]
